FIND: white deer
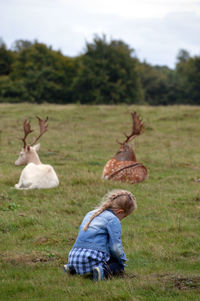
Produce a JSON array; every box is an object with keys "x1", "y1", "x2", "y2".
[{"x1": 15, "y1": 116, "x2": 59, "y2": 189}]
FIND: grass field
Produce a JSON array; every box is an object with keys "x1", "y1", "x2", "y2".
[{"x1": 0, "y1": 104, "x2": 200, "y2": 301}]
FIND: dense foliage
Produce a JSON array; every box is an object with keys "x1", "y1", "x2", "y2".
[
  {"x1": 0, "y1": 36, "x2": 199, "y2": 104},
  {"x1": 72, "y1": 35, "x2": 141, "y2": 104}
]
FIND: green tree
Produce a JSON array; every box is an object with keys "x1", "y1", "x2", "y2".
[
  {"x1": 175, "y1": 49, "x2": 200, "y2": 104},
  {"x1": 0, "y1": 76, "x2": 28, "y2": 103},
  {"x1": 10, "y1": 41, "x2": 77, "y2": 103},
  {"x1": 186, "y1": 57, "x2": 200, "y2": 104},
  {"x1": 138, "y1": 62, "x2": 176, "y2": 105},
  {"x1": 72, "y1": 35, "x2": 142, "y2": 104},
  {"x1": 0, "y1": 39, "x2": 15, "y2": 75},
  {"x1": 176, "y1": 49, "x2": 190, "y2": 64},
  {"x1": 12, "y1": 39, "x2": 33, "y2": 52}
]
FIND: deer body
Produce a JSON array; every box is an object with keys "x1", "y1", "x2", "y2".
[
  {"x1": 102, "y1": 145, "x2": 148, "y2": 184},
  {"x1": 15, "y1": 117, "x2": 59, "y2": 190},
  {"x1": 102, "y1": 112, "x2": 148, "y2": 184}
]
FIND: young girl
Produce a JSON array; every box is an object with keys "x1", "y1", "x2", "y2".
[{"x1": 64, "y1": 189, "x2": 137, "y2": 281}]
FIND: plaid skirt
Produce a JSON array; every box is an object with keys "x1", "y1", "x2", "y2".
[{"x1": 67, "y1": 248, "x2": 110, "y2": 274}]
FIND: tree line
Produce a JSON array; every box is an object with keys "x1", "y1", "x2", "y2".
[{"x1": 0, "y1": 35, "x2": 199, "y2": 105}]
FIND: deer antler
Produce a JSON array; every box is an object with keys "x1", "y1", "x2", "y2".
[
  {"x1": 20, "y1": 119, "x2": 34, "y2": 149},
  {"x1": 30, "y1": 116, "x2": 48, "y2": 146},
  {"x1": 120, "y1": 112, "x2": 144, "y2": 144}
]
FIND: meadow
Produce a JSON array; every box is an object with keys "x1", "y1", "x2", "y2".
[{"x1": 0, "y1": 104, "x2": 199, "y2": 301}]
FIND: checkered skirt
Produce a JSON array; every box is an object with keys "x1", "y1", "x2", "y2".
[{"x1": 67, "y1": 248, "x2": 110, "y2": 274}]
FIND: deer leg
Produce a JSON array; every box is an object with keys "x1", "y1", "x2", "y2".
[
  {"x1": 15, "y1": 184, "x2": 30, "y2": 190},
  {"x1": 14, "y1": 180, "x2": 33, "y2": 189},
  {"x1": 15, "y1": 183, "x2": 20, "y2": 189}
]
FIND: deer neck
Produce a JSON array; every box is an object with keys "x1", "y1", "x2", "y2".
[
  {"x1": 113, "y1": 144, "x2": 137, "y2": 162},
  {"x1": 28, "y1": 151, "x2": 41, "y2": 165}
]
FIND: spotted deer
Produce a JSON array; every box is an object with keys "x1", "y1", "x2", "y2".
[
  {"x1": 15, "y1": 116, "x2": 59, "y2": 189},
  {"x1": 102, "y1": 112, "x2": 148, "y2": 184}
]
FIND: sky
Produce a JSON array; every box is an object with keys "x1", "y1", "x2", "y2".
[{"x1": 0, "y1": 0, "x2": 200, "y2": 68}]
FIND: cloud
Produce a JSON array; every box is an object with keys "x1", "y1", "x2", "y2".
[
  {"x1": 0, "y1": 0, "x2": 200, "y2": 68},
  {"x1": 72, "y1": 10, "x2": 200, "y2": 67}
]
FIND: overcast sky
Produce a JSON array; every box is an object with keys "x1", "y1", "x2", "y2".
[{"x1": 1, "y1": 0, "x2": 200, "y2": 68}]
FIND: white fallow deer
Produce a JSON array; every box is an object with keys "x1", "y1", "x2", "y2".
[{"x1": 15, "y1": 116, "x2": 59, "y2": 189}]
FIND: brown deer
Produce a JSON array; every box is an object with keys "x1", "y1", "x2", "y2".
[
  {"x1": 15, "y1": 116, "x2": 59, "y2": 189},
  {"x1": 102, "y1": 112, "x2": 148, "y2": 184}
]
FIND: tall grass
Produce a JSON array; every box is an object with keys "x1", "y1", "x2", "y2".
[{"x1": 0, "y1": 104, "x2": 200, "y2": 300}]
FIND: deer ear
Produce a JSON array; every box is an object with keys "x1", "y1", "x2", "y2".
[{"x1": 33, "y1": 143, "x2": 40, "y2": 152}]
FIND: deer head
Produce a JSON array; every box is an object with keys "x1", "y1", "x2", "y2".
[
  {"x1": 113, "y1": 112, "x2": 144, "y2": 162},
  {"x1": 15, "y1": 116, "x2": 48, "y2": 166}
]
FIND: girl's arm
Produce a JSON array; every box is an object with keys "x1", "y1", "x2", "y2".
[{"x1": 107, "y1": 219, "x2": 127, "y2": 264}]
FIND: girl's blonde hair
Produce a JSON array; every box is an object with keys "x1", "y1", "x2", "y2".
[{"x1": 83, "y1": 189, "x2": 137, "y2": 231}]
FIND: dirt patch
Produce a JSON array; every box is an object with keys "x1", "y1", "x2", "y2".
[
  {"x1": 174, "y1": 277, "x2": 200, "y2": 290},
  {"x1": 151, "y1": 273, "x2": 200, "y2": 291},
  {"x1": 192, "y1": 196, "x2": 200, "y2": 202},
  {"x1": 33, "y1": 236, "x2": 59, "y2": 245},
  {"x1": 0, "y1": 251, "x2": 59, "y2": 265},
  {"x1": 178, "y1": 163, "x2": 200, "y2": 170},
  {"x1": 162, "y1": 274, "x2": 200, "y2": 290},
  {"x1": 122, "y1": 272, "x2": 137, "y2": 279}
]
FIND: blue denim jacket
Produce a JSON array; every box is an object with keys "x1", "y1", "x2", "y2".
[{"x1": 72, "y1": 209, "x2": 127, "y2": 263}]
